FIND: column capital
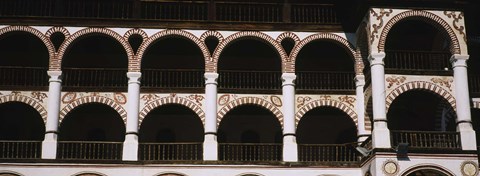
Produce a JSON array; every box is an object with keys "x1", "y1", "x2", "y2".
[
  {"x1": 355, "y1": 75, "x2": 365, "y2": 87},
  {"x1": 127, "y1": 72, "x2": 142, "y2": 84},
  {"x1": 450, "y1": 54, "x2": 469, "y2": 68},
  {"x1": 281, "y1": 73, "x2": 296, "y2": 86},
  {"x1": 205, "y1": 72, "x2": 219, "y2": 85},
  {"x1": 368, "y1": 52, "x2": 386, "y2": 66},
  {"x1": 47, "y1": 70, "x2": 62, "y2": 82}
]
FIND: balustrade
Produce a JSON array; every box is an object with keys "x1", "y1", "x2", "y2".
[
  {"x1": 141, "y1": 69, "x2": 204, "y2": 90},
  {"x1": 219, "y1": 143, "x2": 282, "y2": 162},
  {"x1": 0, "y1": 66, "x2": 48, "y2": 89},
  {"x1": 139, "y1": 143, "x2": 202, "y2": 161},
  {"x1": 296, "y1": 71, "x2": 355, "y2": 91},
  {"x1": 0, "y1": 0, "x2": 339, "y2": 24},
  {"x1": 218, "y1": 70, "x2": 281, "y2": 91},
  {"x1": 57, "y1": 141, "x2": 123, "y2": 160},
  {"x1": 385, "y1": 50, "x2": 450, "y2": 72},
  {"x1": 62, "y1": 68, "x2": 128, "y2": 90},
  {"x1": 390, "y1": 130, "x2": 461, "y2": 150},
  {"x1": 0, "y1": 140, "x2": 42, "y2": 159},
  {"x1": 298, "y1": 144, "x2": 358, "y2": 162}
]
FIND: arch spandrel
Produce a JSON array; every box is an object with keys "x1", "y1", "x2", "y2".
[{"x1": 368, "y1": 8, "x2": 465, "y2": 55}]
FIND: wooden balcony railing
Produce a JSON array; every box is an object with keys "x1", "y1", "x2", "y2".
[
  {"x1": 0, "y1": 66, "x2": 48, "y2": 89},
  {"x1": 141, "y1": 1, "x2": 208, "y2": 21},
  {"x1": 291, "y1": 4, "x2": 339, "y2": 24},
  {"x1": 468, "y1": 74, "x2": 480, "y2": 95},
  {"x1": 385, "y1": 50, "x2": 451, "y2": 72},
  {"x1": 0, "y1": 0, "x2": 56, "y2": 17},
  {"x1": 296, "y1": 71, "x2": 355, "y2": 91},
  {"x1": 0, "y1": 0, "x2": 339, "y2": 25},
  {"x1": 216, "y1": 2, "x2": 282, "y2": 23},
  {"x1": 138, "y1": 142, "x2": 202, "y2": 161},
  {"x1": 390, "y1": 130, "x2": 461, "y2": 150},
  {"x1": 63, "y1": 0, "x2": 134, "y2": 19},
  {"x1": 0, "y1": 140, "x2": 42, "y2": 159},
  {"x1": 298, "y1": 144, "x2": 359, "y2": 162},
  {"x1": 57, "y1": 141, "x2": 123, "y2": 160},
  {"x1": 219, "y1": 143, "x2": 282, "y2": 162},
  {"x1": 218, "y1": 70, "x2": 281, "y2": 91},
  {"x1": 62, "y1": 68, "x2": 128, "y2": 91},
  {"x1": 141, "y1": 69, "x2": 204, "y2": 90}
]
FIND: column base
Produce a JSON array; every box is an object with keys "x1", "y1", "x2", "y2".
[
  {"x1": 372, "y1": 128, "x2": 391, "y2": 149},
  {"x1": 459, "y1": 128, "x2": 477, "y2": 150},
  {"x1": 283, "y1": 135, "x2": 298, "y2": 162},
  {"x1": 122, "y1": 134, "x2": 139, "y2": 161},
  {"x1": 203, "y1": 134, "x2": 218, "y2": 161},
  {"x1": 41, "y1": 133, "x2": 58, "y2": 159}
]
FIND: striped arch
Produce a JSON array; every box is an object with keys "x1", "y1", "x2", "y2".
[
  {"x1": 0, "y1": 95, "x2": 47, "y2": 124},
  {"x1": 55, "y1": 27, "x2": 135, "y2": 71},
  {"x1": 400, "y1": 164, "x2": 455, "y2": 176},
  {"x1": 295, "y1": 100, "x2": 358, "y2": 126},
  {"x1": 386, "y1": 81, "x2": 456, "y2": 112},
  {"x1": 0, "y1": 26, "x2": 55, "y2": 67},
  {"x1": 378, "y1": 10, "x2": 461, "y2": 55},
  {"x1": 289, "y1": 33, "x2": 358, "y2": 73},
  {"x1": 139, "y1": 97, "x2": 205, "y2": 127},
  {"x1": 136, "y1": 29, "x2": 210, "y2": 71},
  {"x1": 211, "y1": 31, "x2": 289, "y2": 73},
  {"x1": 59, "y1": 96, "x2": 127, "y2": 124},
  {"x1": 217, "y1": 97, "x2": 284, "y2": 127},
  {"x1": 200, "y1": 30, "x2": 224, "y2": 43}
]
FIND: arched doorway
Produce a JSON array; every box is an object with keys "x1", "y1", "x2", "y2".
[
  {"x1": 218, "y1": 105, "x2": 282, "y2": 161},
  {"x1": 0, "y1": 102, "x2": 45, "y2": 159},
  {"x1": 141, "y1": 36, "x2": 205, "y2": 92},
  {"x1": 387, "y1": 90, "x2": 458, "y2": 150},
  {"x1": 296, "y1": 106, "x2": 357, "y2": 162},
  {"x1": 384, "y1": 19, "x2": 452, "y2": 74},
  {"x1": 62, "y1": 34, "x2": 128, "y2": 91},
  {"x1": 217, "y1": 39, "x2": 282, "y2": 92},
  {"x1": 0, "y1": 31, "x2": 49, "y2": 90},
  {"x1": 295, "y1": 40, "x2": 355, "y2": 92},
  {"x1": 58, "y1": 103, "x2": 125, "y2": 160},
  {"x1": 139, "y1": 104, "x2": 204, "y2": 161}
]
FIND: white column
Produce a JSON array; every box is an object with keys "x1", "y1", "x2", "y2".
[
  {"x1": 203, "y1": 72, "x2": 219, "y2": 161},
  {"x1": 281, "y1": 73, "x2": 298, "y2": 162},
  {"x1": 368, "y1": 52, "x2": 391, "y2": 148},
  {"x1": 451, "y1": 54, "x2": 477, "y2": 150},
  {"x1": 355, "y1": 75, "x2": 369, "y2": 142},
  {"x1": 42, "y1": 71, "x2": 62, "y2": 159},
  {"x1": 122, "y1": 72, "x2": 141, "y2": 161}
]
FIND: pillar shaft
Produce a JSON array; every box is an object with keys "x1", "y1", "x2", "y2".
[
  {"x1": 42, "y1": 71, "x2": 62, "y2": 159},
  {"x1": 203, "y1": 72, "x2": 219, "y2": 161},
  {"x1": 122, "y1": 72, "x2": 141, "y2": 161},
  {"x1": 355, "y1": 75, "x2": 368, "y2": 142},
  {"x1": 282, "y1": 73, "x2": 297, "y2": 162},
  {"x1": 368, "y1": 52, "x2": 391, "y2": 148},
  {"x1": 451, "y1": 54, "x2": 477, "y2": 150}
]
